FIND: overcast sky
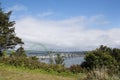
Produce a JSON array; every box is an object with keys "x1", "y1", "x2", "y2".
[{"x1": 1, "y1": 0, "x2": 120, "y2": 51}]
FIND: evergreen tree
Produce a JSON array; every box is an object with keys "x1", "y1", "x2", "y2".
[
  {"x1": 0, "y1": 7, "x2": 23, "y2": 56},
  {"x1": 15, "y1": 46, "x2": 26, "y2": 57}
]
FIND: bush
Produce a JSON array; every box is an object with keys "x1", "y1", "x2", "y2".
[
  {"x1": 81, "y1": 45, "x2": 118, "y2": 70},
  {"x1": 0, "y1": 54, "x2": 68, "y2": 73},
  {"x1": 68, "y1": 64, "x2": 83, "y2": 73},
  {"x1": 55, "y1": 53, "x2": 64, "y2": 65}
]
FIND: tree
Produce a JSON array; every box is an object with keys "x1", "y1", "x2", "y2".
[
  {"x1": 55, "y1": 53, "x2": 64, "y2": 65},
  {"x1": 0, "y1": 7, "x2": 23, "y2": 56},
  {"x1": 81, "y1": 45, "x2": 117, "y2": 69},
  {"x1": 112, "y1": 48, "x2": 120, "y2": 62},
  {"x1": 15, "y1": 46, "x2": 26, "y2": 57}
]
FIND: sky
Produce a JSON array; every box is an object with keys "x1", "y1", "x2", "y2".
[{"x1": 1, "y1": 0, "x2": 120, "y2": 51}]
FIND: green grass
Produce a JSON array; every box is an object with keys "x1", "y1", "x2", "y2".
[
  {"x1": 0, "y1": 63, "x2": 82, "y2": 80},
  {"x1": 0, "y1": 64, "x2": 119, "y2": 80}
]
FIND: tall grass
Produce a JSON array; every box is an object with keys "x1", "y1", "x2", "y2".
[{"x1": 81, "y1": 67, "x2": 120, "y2": 80}]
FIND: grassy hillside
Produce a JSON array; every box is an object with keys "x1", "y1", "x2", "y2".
[{"x1": 0, "y1": 64, "x2": 80, "y2": 80}]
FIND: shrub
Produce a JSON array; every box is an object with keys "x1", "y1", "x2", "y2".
[
  {"x1": 81, "y1": 45, "x2": 118, "y2": 70},
  {"x1": 68, "y1": 64, "x2": 82, "y2": 73},
  {"x1": 55, "y1": 53, "x2": 64, "y2": 65}
]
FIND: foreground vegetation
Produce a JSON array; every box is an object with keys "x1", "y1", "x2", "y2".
[
  {"x1": 0, "y1": 45, "x2": 120, "y2": 80},
  {"x1": 0, "y1": 63, "x2": 79, "y2": 80},
  {"x1": 81, "y1": 45, "x2": 120, "y2": 80},
  {"x1": 0, "y1": 62, "x2": 119, "y2": 80}
]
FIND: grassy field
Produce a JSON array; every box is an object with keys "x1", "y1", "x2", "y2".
[
  {"x1": 0, "y1": 64, "x2": 119, "y2": 80},
  {"x1": 0, "y1": 64, "x2": 82, "y2": 80}
]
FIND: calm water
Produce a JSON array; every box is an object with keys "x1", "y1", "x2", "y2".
[
  {"x1": 26, "y1": 51, "x2": 85, "y2": 67},
  {"x1": 64, "y1": 57, "x2": 84, "y2": 67},
  {"x1": 40, "y1": 57, "x2": 84, "y2": 67}
]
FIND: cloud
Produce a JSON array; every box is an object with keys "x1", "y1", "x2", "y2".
[
  {"x1": 7, "y1": 4, "x2": 27, "y2": 12},
  {"x1": 89, "y1": 15, "x2": 110, "y2": 25},
  {"x1": 15, "y1": 15, "x2": 120, "y2": 51},
  {"x1": 38, "y1": 11, "x2": 54, "y2": 17}
]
